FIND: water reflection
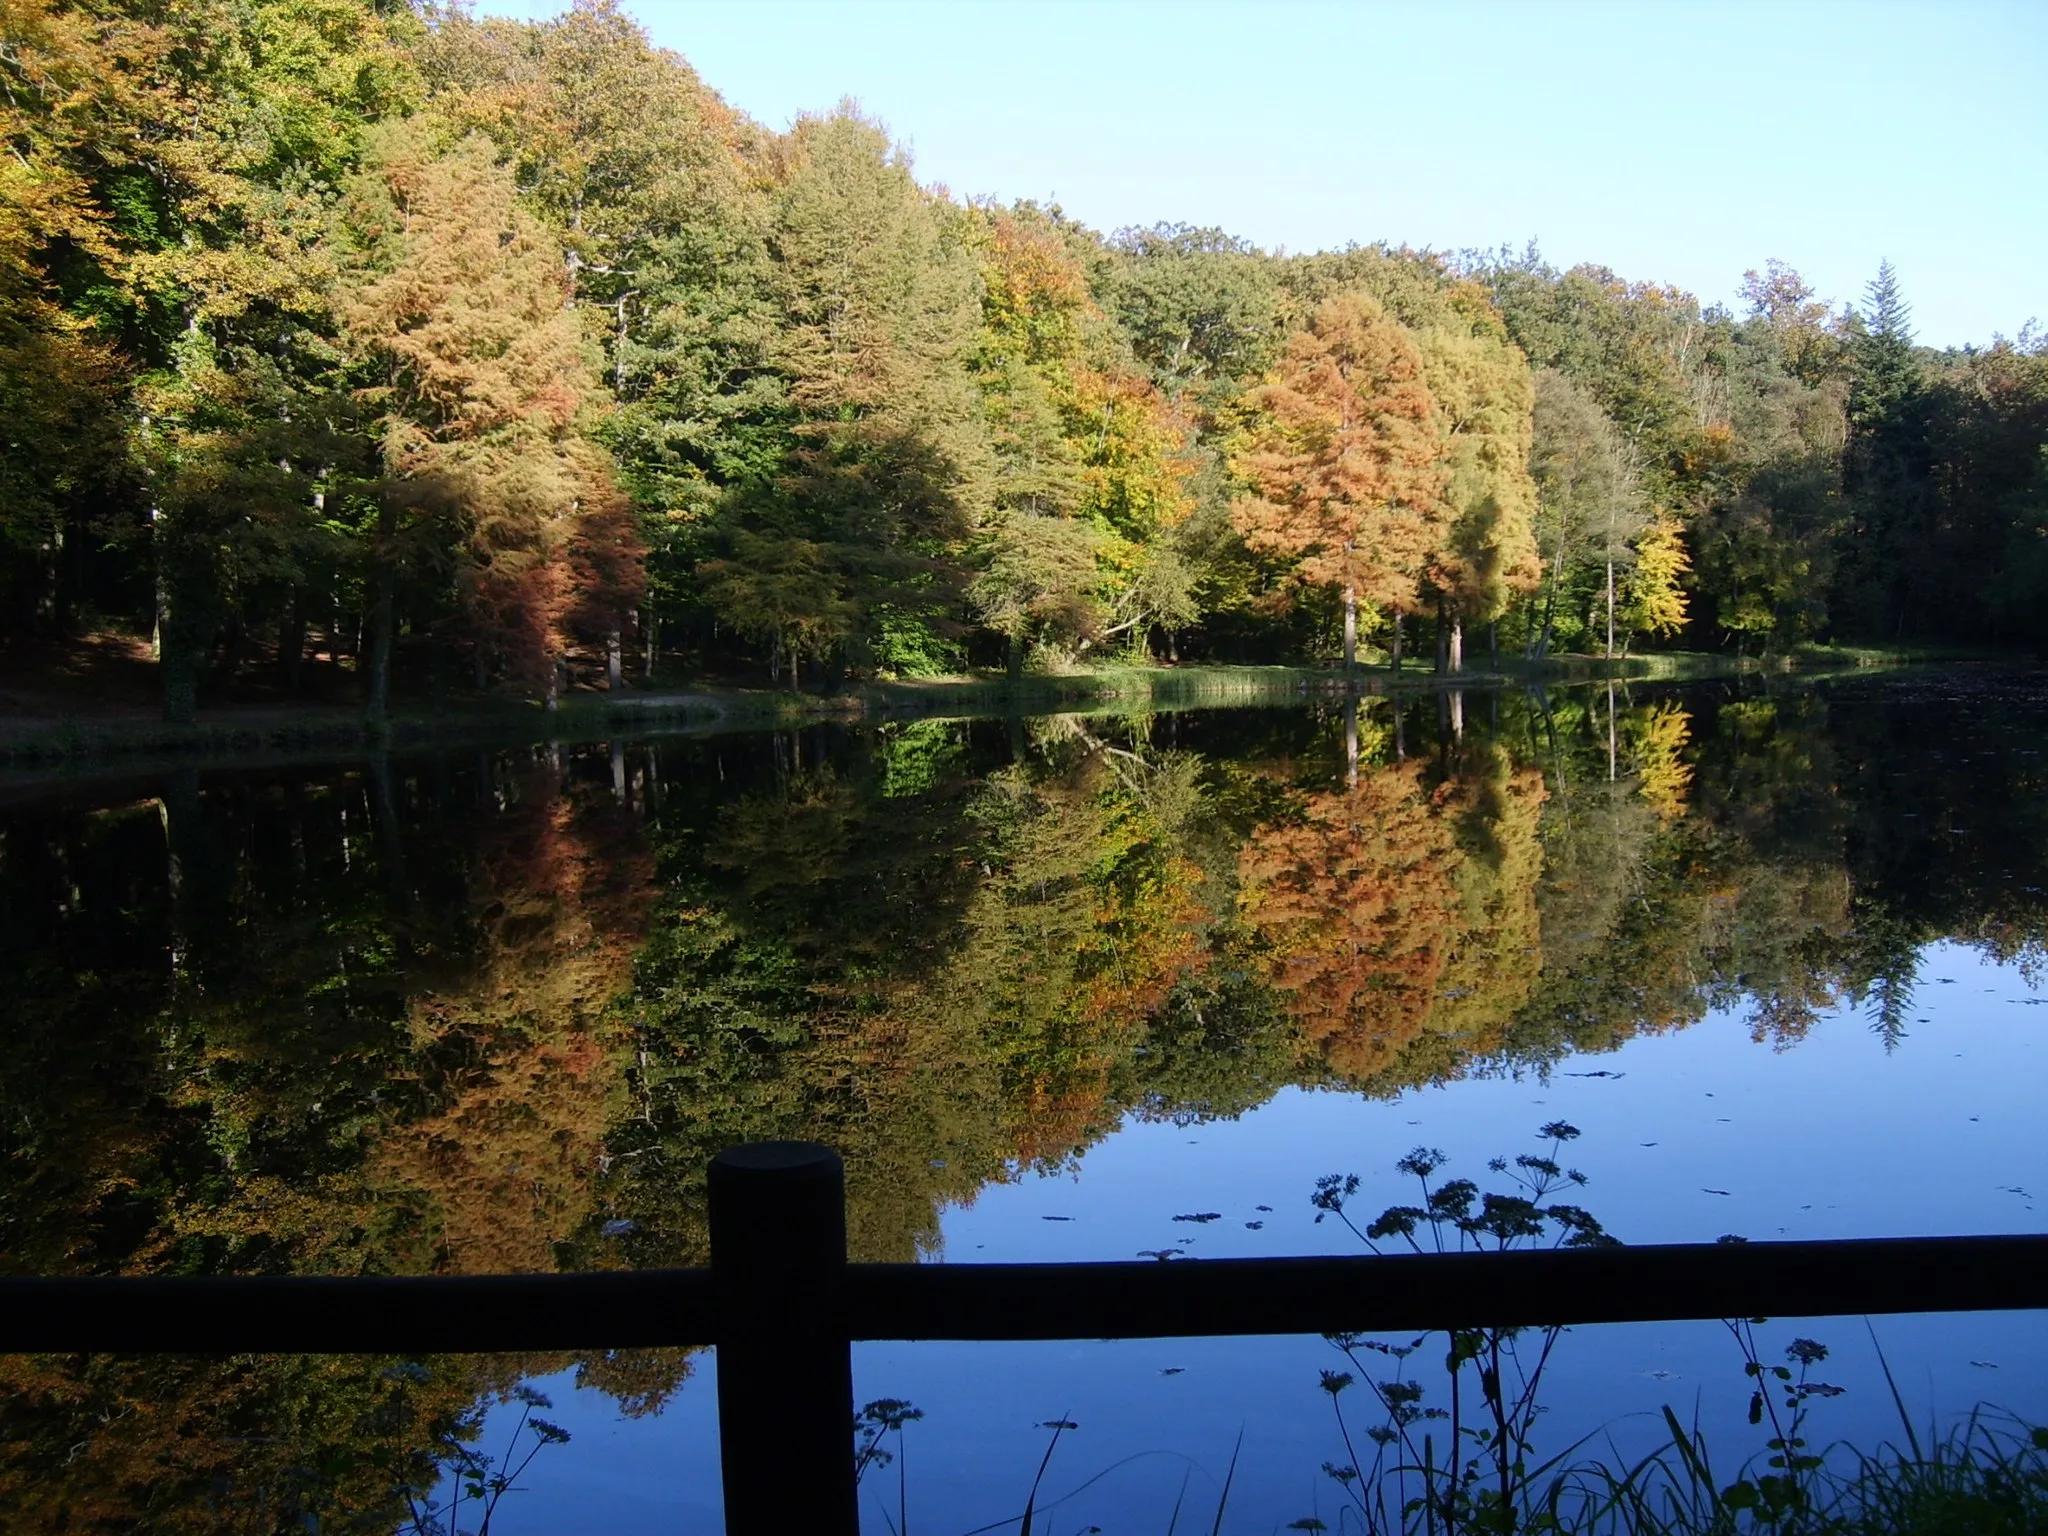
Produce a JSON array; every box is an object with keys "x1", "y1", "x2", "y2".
[{"x1": 3, "y1": 672, "x2": 2046, "y2": 1525}]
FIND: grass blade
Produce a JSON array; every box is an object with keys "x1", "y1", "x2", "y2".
[
  {"x1": 1207, "y1": 1428, "x2": 1243, "y2": 1536},
  {"x1": 1864, "y1": 1316, "x2": 1924, "y2": 1461}
]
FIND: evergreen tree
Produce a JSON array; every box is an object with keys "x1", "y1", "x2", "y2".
[{"x1": 1837, "y1": 260, "x2": 1931, "y2": 638}]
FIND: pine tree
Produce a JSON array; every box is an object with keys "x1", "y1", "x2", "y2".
[
  {"x1": 1849, "y1": 260, "x2": 1917, "y2": 429},
  {"x1": 1839, "y1": 260, "x2": 1931, "y2": 637}
]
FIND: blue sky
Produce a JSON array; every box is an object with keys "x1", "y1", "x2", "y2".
[{"x1": 474, "y1": 0, "x2": 2046, "y2": 348}]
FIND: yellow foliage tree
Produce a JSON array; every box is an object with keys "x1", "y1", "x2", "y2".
[{"x1": 1621, "y1": 511, "x2": 1693, "y2": 649}]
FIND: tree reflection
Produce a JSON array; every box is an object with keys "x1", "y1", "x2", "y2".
[{"x1": 7, "y1": 676, "x2": 2048, "y2": 1521}]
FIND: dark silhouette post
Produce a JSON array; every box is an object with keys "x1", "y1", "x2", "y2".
[{"x1": 709, "y1": 1141, "x2": 858, "y2": 1536}]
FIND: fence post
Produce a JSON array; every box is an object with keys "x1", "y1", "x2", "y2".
[{"x1": 709, "y1": 1141, "x2": 858, "y2": 1536}]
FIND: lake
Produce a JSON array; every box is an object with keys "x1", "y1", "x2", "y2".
[{"x1": 2, "y1": 670, "x2": 2044, "y2": 1532}]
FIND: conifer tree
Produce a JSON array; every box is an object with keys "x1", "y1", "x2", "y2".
[{"x1": 1838, "y1": 260, "x2": 1930, "y2": 637}]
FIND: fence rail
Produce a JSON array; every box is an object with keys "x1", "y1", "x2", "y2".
[{"x1": 3, "y1": 1141, "x2": 2045, "y2": 1534}]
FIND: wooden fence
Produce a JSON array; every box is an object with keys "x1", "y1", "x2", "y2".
[{"x1": 4, "y1": 1141, "x2": 2046, "y2": 1534}]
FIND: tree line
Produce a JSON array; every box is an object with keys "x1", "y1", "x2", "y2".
[{"x1": 5, "y1": 0, "x2": 2046, "y2": 720}]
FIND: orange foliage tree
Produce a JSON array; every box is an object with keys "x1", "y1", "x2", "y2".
[
  {"x1": 1230, "y1": 292, "x2": 1447, "y2": 668},
  {"x1": 340, "y1": 121, "x2": 638, "y2": 712},
  {"x1": 1238, "y1": 741, "x2": 1548, "y2": 1085}
]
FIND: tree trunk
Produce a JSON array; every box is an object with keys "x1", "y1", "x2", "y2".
[
  {"x1": 161, "y1": 622, "x2": 203, "y2": 725},
  {"x1": 1007, "y1": 630, "x2": 1025, "y2": 685},
  {"x1": 1605, "y1": 558, "x2": 1616, "y2": 661},
  {"x1": 546, "y1": 654, "x2": 564, "y2": 712},
  {"x1": 1450, "y1": 688, "x2": 1464, "y2": 741},
  {"x1": 1389, "y1": 608, "x2": 1404, "y2": 672},
  {"x1": 150, "y1": 507, "x2": 165, "y2": 662},
  {"x1": 607, "y1": 628, "x2": 623, "y2": 691},
  {"x1": 1344, "y1": 694, "x2": 1359, "y2": 786},
  {"x1": 158, "y1": 565, "x2": 208, "y2": 725},
  {"x1": 644, "y1": 610, "x2": 657, "y2": 681},
  {"x1": 1341, "y1": 585, "x2": 1358, "y2": 672},
  {"x1": 365, "y1": 499, "x2": 398, "y2": 723},
  {"x1": 1449, "y1": 614, "x2": 1464, "y2": 674},
  {"x1": 278, "y1": 593, "x2": 306, "y2": 692},
  {"x1": 1488, "y1": 621, "x2": 1498, "y2": 672}
]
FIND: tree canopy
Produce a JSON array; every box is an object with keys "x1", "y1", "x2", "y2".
[{"x1": 4, "y1": 0, "x2": 2047, "y2": 713}]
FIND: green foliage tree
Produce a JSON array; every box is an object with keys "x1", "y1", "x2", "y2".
[
  {"x1": 1411, "y1": 291, "x2": 1541, "y2": 670},
  {"x1": 4, "y1": 15, "x2": 2048, "y2": 700},
  {"x1": 698, "y1": 108, "x2": 988, "y2": 683}
]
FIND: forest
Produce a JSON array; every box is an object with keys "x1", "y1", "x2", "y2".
[{"x1": 5, "y1": 0, "x2": 2047, "y2": 723}]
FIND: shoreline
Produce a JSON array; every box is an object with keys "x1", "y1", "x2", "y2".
[{"x1": 0, "y1": 645, "x2": 1977, "y2": 791}]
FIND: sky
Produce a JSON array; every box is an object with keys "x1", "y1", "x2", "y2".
[{"x1": 472, "y1": 0, "x2": 2047, "y2": 349}]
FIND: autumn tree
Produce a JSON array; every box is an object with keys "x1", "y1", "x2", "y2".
[
  {"x1": 1620, "y1": 512, "x2": 1692, "y2": 649},
  {"x1": 1411, "y1": 287, "x2": 1541, "y2": 670},
  {"x1": 1237, "y1": 758, "x2": 1463, "y2": 1078},
  {"x1": 423, "y1": 0, "x2": 776, "y2": 675},
  {"x1": 0, "y1": 0, "x2": 155, "y2": 638},
  {"x1": 1230, "y1": 292, "x2": 1446, "y2": 669},
  {"x1": 339, "y1": 121, "x2": 630, "y2": 715},
  {"x1": 971, "y1": 207, "x2": 1198, "y2": 673}
]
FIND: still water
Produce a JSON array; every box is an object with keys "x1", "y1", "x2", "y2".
[{"x1": 2, "y1": 671, "x2": 2044, "y2": 1531}]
